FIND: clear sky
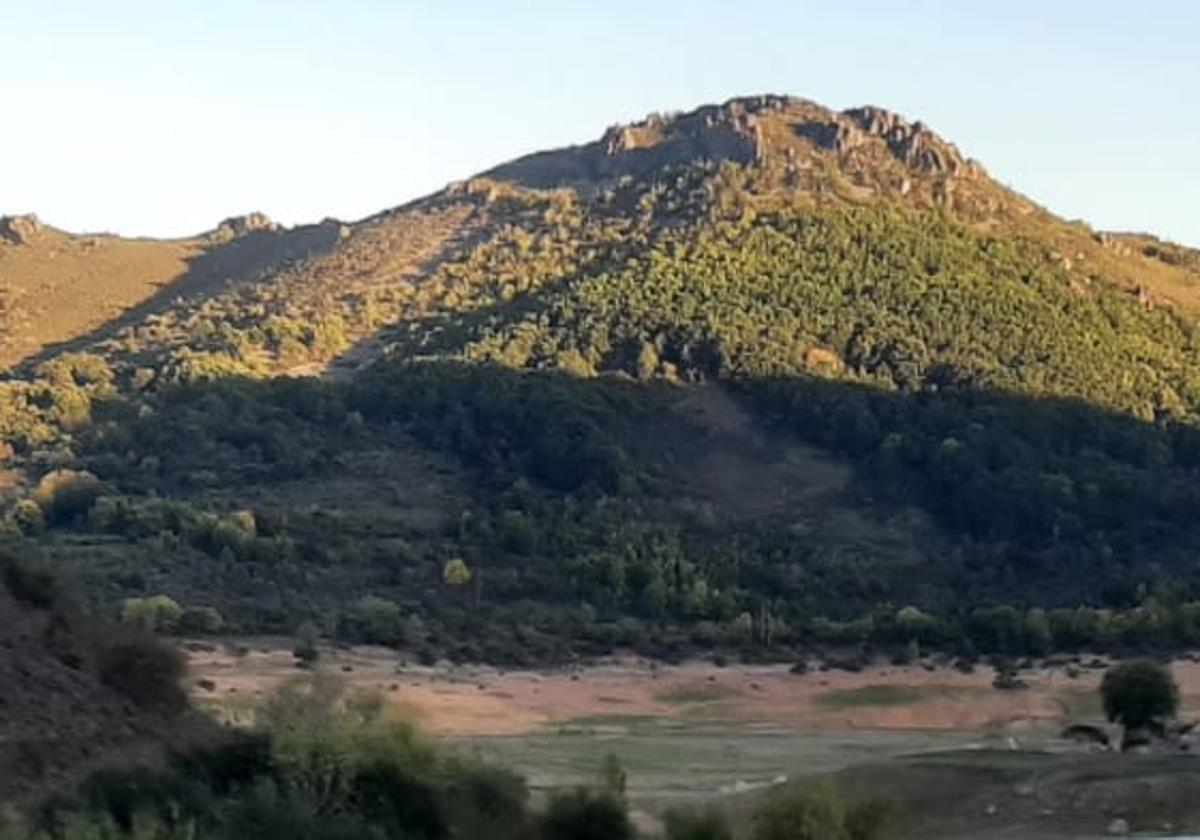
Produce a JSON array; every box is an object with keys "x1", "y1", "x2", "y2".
[{"x1": 1, "y1": 1, "x2": 1197, "y2": 244}]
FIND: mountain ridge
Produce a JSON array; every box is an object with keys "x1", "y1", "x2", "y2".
[{"x1": 5, "y1": 93, "x2": 1200, "y2": 667}]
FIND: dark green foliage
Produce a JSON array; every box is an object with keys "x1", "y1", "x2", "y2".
[
  {"x1": 664, "y1": 807, "x2": 733, "y2": 840},
  {"x1": 32, "y1": 715, "x2": 533, "y2": 840},
  {"x1": 539, "y1": 789, "x2": 633, "y2": 840},
  {"x1": 177, "y1": 606, "x2": 225, "y2": 635},
  {"x1": 2, "y1": 554, "x2": 60, "y2": 609},
  {"x1": 32, "y1": 470, "x2": 104, "y2": 527},
  {"x1": 1101, "y1": 659, "x2": 1180, "y2": 731},
  {"x1": 95, "y1": 630, "x2": 188, "y2": 714},
  {"x1": 168, "y1": 731, "x2": 274, "y2": 795},
  {"x1": 752, "y1": 785, "x2": 886, "y2": 840},
  {"x1": 350, "y1": 761, "x2": 447, "y2": 839},
  {"x1": 350, "y1": 361, "x2": 643, "y2": 495},
  {"x1": 443, "y1": 763, "x2": 530, "y2": 840}
]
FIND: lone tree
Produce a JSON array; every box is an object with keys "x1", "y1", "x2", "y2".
[
  {"x1": 442, "y1": 558, "x2": 472, "y2": 588},
  {"x1": 1101, "y1": 660, "x2": 1179, "y2": 736}
]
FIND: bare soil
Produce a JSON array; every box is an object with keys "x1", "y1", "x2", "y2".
[{"x1": 186, "y1": 643, "x2": 1200, "y2": 737}]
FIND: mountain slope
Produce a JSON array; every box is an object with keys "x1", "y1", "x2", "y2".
[
  {"x1": 0, "y1": 555, "x2": 195, "y2": 803},
  {"x1": 5, "y1": 95, "x2": 1200, "y2": 662},
  {"x1": 0, "y1": 213, "x2": 344, "y2": 369}
]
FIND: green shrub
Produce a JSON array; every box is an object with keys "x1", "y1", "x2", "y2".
[
  {"x1": 664, "y1": 807, "x2": 733, "y2": 840},
  {"x1": 120, "y1": 595, "x2": 184, "y2": 634},
  {"x1": 444, "y1": 762, "x2": 530, "y2": 840},
  {"x1": 11, "y1": 499, "x2": 46, "y2": 536},
  {"x1": 95, "y1": 630, "x2": 187, "y2": 713},
  {"x1": 338, "y1": 596, "x2": 407, "y2": 646},
  {"x1": 753, "y1": 784, "x2": 886, "y2": 840},
  {"x1": 539, "y1": 789, "x2": 632, "y2": 840},
  {"x1": 31, "y1": 469, "x2": 104, "y2": 526},
  {"x1": 1101, "y1": 659, "x2": 1180, "y2": 731},
  {"x1": 177, "y1": 606, "x2": 225, "y2": 635},
  {"x1": 1, "y1": 554, "x2": 60, "y2": 608}
]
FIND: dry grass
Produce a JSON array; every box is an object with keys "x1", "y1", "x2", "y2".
[{"x1": 185, "y1": 642, "x2": 1200, "y2": 738}]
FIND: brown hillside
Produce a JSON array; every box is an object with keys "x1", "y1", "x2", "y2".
[{"x1": 0, "y1": 213, "x2": 342, "y2": 369}]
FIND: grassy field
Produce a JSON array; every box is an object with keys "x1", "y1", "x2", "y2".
[
  {"x1": 452, "y1": 723, "x2": 984, "y2": 807},
  {"x1": 454, "y1": 728, "x2": 1200, "y2": 838}
]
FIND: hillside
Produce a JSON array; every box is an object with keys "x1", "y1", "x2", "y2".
[
  {"x1": 0, "y1": 212, "x2": 345, "y2": 369},
  {"x1": 0, "y1": 554, "x2": 196, "y2": 804},
  {"x1": 5, "y1": 94, "x2": 1200, "y2": 663}
]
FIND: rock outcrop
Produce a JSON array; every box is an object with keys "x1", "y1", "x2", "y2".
[
  {"x1": 0, "y1": 214, "x2": 44, "y2": 245},
  {"x1": 209, "y1": 212, "x2": 280, "y2": 242},
  {"x1": 843, "y1": 106, "x2": 969, "y2": 175}
]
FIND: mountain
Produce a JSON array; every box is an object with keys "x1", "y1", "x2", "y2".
[{"x1": 5, "y1": 94, "x2": 1200, "y2": 663}]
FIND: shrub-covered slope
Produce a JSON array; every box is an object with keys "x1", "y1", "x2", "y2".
[{"x1": 4, "y1": 95, "x2": 1200, "y2": 661}]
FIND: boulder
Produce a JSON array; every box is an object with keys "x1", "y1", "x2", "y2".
[
  {"x1": 0, "y1": 213, "x2": 43, "y2": 245},
  {"x1": 211, "y1": 212, "x2": 279, "y2": 241}
]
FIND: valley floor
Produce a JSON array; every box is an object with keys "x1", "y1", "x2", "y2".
[
  {"x1": 188, "y1": 642, "x2": 1200, "y2": 737},
  {"x1": 188, "y1": 642, "x2": 1200, "y2": 837}
]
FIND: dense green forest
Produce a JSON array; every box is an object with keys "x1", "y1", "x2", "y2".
[{"x1": 6, "y1": 98, "x2": 1200, "y2": 663}]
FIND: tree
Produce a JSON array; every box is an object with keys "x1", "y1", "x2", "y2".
[
  {"x1": 292, "y1": 620, "x2": 321, "y2": 668},
  {"x1": 120, "y1": 595, "x2": 184, "y2": 634},
  {"x1": 599, "y1": 753, "x2": 626, "y2": 798},
  {"x1": 442, "y1": 558, "x2": 473, "y2": 588},
  {"x1": 1101, "y1": 660, "x2": 1179, "y2": 734}
]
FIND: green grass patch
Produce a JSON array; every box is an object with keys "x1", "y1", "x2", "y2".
[
  {"x1": 654, "y1": 686, "x2": 739, "y2": 705},
  {"x1": 554, "y1": 714, "x2": 666, "y2": 732}
]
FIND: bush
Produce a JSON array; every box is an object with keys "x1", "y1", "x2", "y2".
[
  {"x1": 178, "y1": 606, "x2": 225, "y2": 635},
  {"x1": 95, "y1": 630, "x2": 188, "y2": 713},
  {"x1": 350, "y1": 760, "x2": 448, "y2": 839},
  {"x1": 120, "y1": 595, "x2": 184, "y2": 634},
  {"x1": 11, "y1": 499, "x2": 46, "y2": 535},
  {"x1": 1, "y1": 554, "x2": 60, "y2": 608},
  {"x1": 339, "y1": 596, "x2": 407, "y2": 646},
  {"x1": 31, "y1": 469, "x2": 104, "y2": 526},
  {"x1": 1101, "y1": 659, "x2": 1180, "y2": 732},
  {"x1": 665, "y1": 807, "x2": 733, "y2": 840},
  {"x1": 292, "y1": 622, "x2": 321, "y2": 668},
  {"x1": 444, "y1": 762, "x2": 530, "y2": 840},
  {"x1": 540, "y1": 789, "x2": 632, "y2": 840},
  {"x1": 753, "y1": 785, "x2": 886, "y2": 840}
]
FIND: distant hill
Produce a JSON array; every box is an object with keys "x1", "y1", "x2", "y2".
[
  {"x1": 5, "y1": 95, "x2": 1200, "y2": 664},
  {"x1": 0, "y1": 212, "x2": 342, "y2": 368}
]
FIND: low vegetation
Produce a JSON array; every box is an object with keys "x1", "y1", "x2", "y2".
[{"x1": 0, "y1": 666, "x2": 886, "y2": 840}]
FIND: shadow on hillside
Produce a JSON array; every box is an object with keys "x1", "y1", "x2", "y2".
[
  {"x1": 14, "y1": 221, "x2": 344, "y2": 373},
  {"x1": 68, "y1": 341, "x2": 1200, "y2": 618}
]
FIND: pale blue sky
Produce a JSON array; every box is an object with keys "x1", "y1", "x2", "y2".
[{"x1": 1, "y1": 1, "x2": 1196, "y2": 244}]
